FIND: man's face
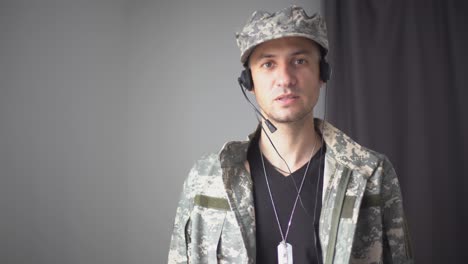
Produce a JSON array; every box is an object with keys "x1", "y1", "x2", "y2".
[{"x1": 249, "y1": 36, "x2": 323, "y2": 124}]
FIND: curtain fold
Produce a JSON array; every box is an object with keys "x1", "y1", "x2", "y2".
[{"x1": 324, "y1": 0, "x2": 468, "y2": 262}]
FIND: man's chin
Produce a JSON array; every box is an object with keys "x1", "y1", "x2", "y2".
[{"x1": 270, "y1": 113, "x2": 313, "y2": 124}]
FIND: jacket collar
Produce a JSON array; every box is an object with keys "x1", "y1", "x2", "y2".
[
  {"x1": 316, "y1": 119, "x2": 379, "y2": 178},
  {"x1": 219, "y1": 119, "x2": 379, "y2": 178}
]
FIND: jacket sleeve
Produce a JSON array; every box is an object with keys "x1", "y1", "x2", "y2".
[
  {"x1": 168, "y1": 173, "x2": 194, "y2": 264},
  {"x1": 380, "y1": 157, "x2": 414, "y2": 264}
]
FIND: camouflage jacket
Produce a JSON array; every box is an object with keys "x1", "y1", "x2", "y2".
[{"x1": 168, "y1": 120, "x2": 413, "y2": 263}]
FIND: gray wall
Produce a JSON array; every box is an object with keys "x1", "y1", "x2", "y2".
[{"x1": 0, "y1": 0, "x2": 322, "y2": 263}]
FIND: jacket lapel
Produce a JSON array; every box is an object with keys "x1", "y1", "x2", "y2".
[
  {"x1": 219, "y1": 140, "x2": 256, "y2": 262},
  {"x1": 317, "y1": 120, "x2": 379, "y2": 263},
  {"x1": 322, "y1": 165, "x2": 353, "y2": 264}
]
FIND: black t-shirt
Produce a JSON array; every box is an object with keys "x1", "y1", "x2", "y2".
[{"x1": 247, "y1": 135, "x2": 325, "y2": 264}]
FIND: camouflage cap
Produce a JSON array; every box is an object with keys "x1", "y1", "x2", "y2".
[{"x1": 235, "y1": 5, "x2": 328, "y2": 65}]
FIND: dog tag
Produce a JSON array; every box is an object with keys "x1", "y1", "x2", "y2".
[{"x1": 277, "y1": 241, "x2": 293, "y2": 264}]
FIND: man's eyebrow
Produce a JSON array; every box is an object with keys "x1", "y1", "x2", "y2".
[
  {"x1": 290, "y1": 49, "x2": 312, "y2": 56},
  {"x1": 255, "y1": 53, "x2": 276, "y2": 61},
  {"x1": 254, "y1": 49, "x2": 313, "y2": 61}
]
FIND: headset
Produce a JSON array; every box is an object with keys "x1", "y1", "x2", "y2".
[{"x1": 237, "y1": 51, "x2": 331, "y2": 133}]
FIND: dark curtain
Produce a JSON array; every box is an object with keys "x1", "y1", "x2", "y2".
[{"x1": 323, "y1": 0, "x2": 468, "y2": 263}]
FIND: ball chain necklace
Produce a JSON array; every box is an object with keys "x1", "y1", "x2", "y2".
[{"x1": 259, "y1": 138, "x2": 318, "y2": 264}]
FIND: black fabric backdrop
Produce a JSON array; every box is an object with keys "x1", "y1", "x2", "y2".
[{"x1": 323, "y1": 0, "x2": 468, "y2": 262}]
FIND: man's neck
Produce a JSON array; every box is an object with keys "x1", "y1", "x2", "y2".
[{"x1": 258, "y1": 116, "x2": 321, "y2": 176}]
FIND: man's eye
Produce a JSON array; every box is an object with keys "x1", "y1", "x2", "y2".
[
  {"x1": 295, "y1": 58, "x2": 307, "y2": 65},
  {"x1": 261, "y1": 62, "x2": 273, "y2": 68}
]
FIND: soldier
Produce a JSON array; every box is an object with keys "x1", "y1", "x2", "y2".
[{"x1": 168, "y1": 5, "x2": 413, "y2": 264}]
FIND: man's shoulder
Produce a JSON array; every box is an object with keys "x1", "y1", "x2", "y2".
[
  {"x1": 186, "y1": 153, "x2": 221, "y2": 185},
  {"x1": 185, "y1": 138, "x2": 249, "y2": 185},
  {"x1": 191, "y1": 153, "x2": 220, "y2": 174},
  {"x1": 321, "y1": 120, "x2": 390, "y2": 177},
  {"x1": 183, "y1": 153, "x2": 224, "y2": 198},
  {"x1": 190, "y1": 137, "x2": 250, "y2": 173}
]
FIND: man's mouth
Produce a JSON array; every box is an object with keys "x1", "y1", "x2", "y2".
[{"x1": 275, "y1": 94, "x2": 299, "y2": 101}]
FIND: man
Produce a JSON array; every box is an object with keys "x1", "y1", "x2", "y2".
[{"x1": 168, "y1": 6, "x2": 413, "y2": 264}]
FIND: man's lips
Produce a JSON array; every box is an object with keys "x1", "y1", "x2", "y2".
[
  {"x1": 275, "y1": 94, "x2": 299, "y2": 101},
  {"x1": 274, "y1": 94, "x2": 300, "y2": 106}
]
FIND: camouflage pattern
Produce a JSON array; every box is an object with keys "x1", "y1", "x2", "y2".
[
  {"x1": 168, "y1": 119, "x2": 413, "y2": 263},
  {"x1": 235, "y1": 5, "x2": 329, "y2": 64}
]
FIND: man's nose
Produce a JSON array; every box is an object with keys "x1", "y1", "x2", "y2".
[{"x1": 275, "y1": 63, "x2": 297, "y2": 88}]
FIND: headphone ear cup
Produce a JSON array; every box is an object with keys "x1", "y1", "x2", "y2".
[
  {"x1": 319, "y1": 59, "x2": 331, "y2": 82},
  {"x1": 239, "y1": 68, "x2": 254, "y2": 91}
]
